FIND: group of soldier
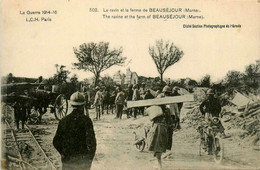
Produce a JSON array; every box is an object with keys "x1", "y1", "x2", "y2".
[
  {"x1": 83, "y1": 83, "x2": 184, "y2": 123},
  {"x1": 9, "y1": 82, "x2": 225, "y2": 170}
]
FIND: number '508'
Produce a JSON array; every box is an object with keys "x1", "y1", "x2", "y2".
[{"x1": 89, "y1": 8, "x2": 98, "y2": 12}]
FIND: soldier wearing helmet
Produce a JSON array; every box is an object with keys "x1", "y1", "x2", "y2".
[
  {"x1": 162, "y1": 85, "x2": 171, "y2": 94},
  {"x1": 53, "y1": 91, "x2": 96, "y2": 170},
  {"x1": 147, "y1": 86, "x2": 174, "y2": 169},
  {"x1": 156, "y1": 85, "x2": 170, "y2": 98},
  {"x1": 199, "y1": 89, "x2": 221, "y2": 118},
  {"x1": 199, "y1": 88, "x2": 226, "y2": 154},
  {"x1": 160, "y1": 85, "x2": 177, "y2": 151}
]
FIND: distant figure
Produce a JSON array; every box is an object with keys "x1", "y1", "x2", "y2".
[
  {"x1": 139, "y1": 83, "x2": 146, "y2": 115},
  {"x1": 53, "y1": 91, "x2": 96, "y2": 170},
  {"x1": 139, "y1": 82, "x2": 146, "y2": 96},
  {"x1": 115, "y1": 87, "x2": 125, "y2": 119},
  {"x1": 100, "y1": 87, "x2": 105, "y2": 115},
  {"x1": 94, "y1": 86, "x2": 103, "y2": 120},
  {"x1": 171, "y1": 86, "x2": 183, "y2": 129},
  {"x1": 132, "y1": 84, "x2": 141, "y2": 118},
  {"x1": 126, "y1": 84, "x2": 134, "y2": 118},
  {"x1": 83, "y1": 86, "x2": 90, "y2": 117},
  {"x1": 144, "y1": 89, "x2": 154, "y2": 100},
  {"x1": 13, "y1": 99, "x2": 27, "y2": 129}
]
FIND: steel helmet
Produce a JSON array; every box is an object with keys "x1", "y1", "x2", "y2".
[
  {"x1": 162, "y1": 85, "x2": 171, "y2": 93},
  {"x1": 206, "y1": 89, "x2": 214, "y2": 95},
  {"x1": 70, "y1": 91, "x2": 85, "y2": 106}
]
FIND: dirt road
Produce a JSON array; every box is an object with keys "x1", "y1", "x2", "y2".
[
  {"x1": 4, "y1": 106, "x2": 259, "y2": 170},
  {"x1": 90, "y1": 111, "x2": 259, "y2": 170}
]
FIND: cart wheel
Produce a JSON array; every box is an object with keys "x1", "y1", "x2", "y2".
[
  {"x1": 213, "y1": 136, "x2": 224, "y2": 164},
  {"x1": 29, "y1": 106, "x2": 40, "y2": 124},
  {"x1": 54, "y1": 94, "x2": 68, "y2": 120}
]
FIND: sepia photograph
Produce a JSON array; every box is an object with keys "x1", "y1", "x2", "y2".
[{"x1": 1, "y1": 0, "x2": 260, "y2": 169}]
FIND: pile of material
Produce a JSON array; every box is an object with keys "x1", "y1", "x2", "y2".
[
  {"x1": 183, "y1": 100, "x2": 260, "y2": 138},
  {"x1": 182, "y1": 106, "x2": 203, "y2": 128},
  {"x1": 223, "y1": 102, "x2": 260, "y2": 136}
]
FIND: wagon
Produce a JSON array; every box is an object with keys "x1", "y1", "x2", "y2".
[{"x1": 1, "y1": 82, "x2": 72, "y2": 122}]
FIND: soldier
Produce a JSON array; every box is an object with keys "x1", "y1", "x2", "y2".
[
  {"x1": 126, "y1": 84, "x2": 133, "y2": 118},
  {"x1": 132, "y1": 84, "x2": 141, "y2": 118},
  {"x1": 53, "y1": 91, "x2": 96, "y2": 170},
  {"x1": 83, "y1": 86, "x2": 90, "y2": 117},
  {"x1": 146, "y1": 93, "x2": 173, "y2": 170},
  {"x1": 171, "y1": 86, "x2": 183, "y2": 129},
  {"x1": 139, "y1": 82, "x2": 146, "y2": 96},
  {"x1": 115, "y1": 87, "x2": 125, "y2": 119},
  {"x1": 13, "y1": 98, "x2": 27, "y2": 130},
  {"x1": 139, "y1": 83, "x2": 146, "y2": 115},
  {"x1": 161, "y1": 85, "x2": 176, "y2": 150},
  {"x1": 199, "y1": 89, "x2": 226, "y2": 154},
  {"x1": 94, "y1": 86, "x2": 103, "y2": 120},
  {"x1": 199, "y1": 89, "x2": 224, "y2": 129},
  {"x1": 144, "y1": 89, "x2": 154, "y2": 100},
  {"x1": 100, "y1": 86, "x2": 105, "y2": 115}
]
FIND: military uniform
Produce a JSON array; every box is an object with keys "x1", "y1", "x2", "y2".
[
  {"x1": 13, "y1": 100, "x2": 27, "y2": 129},
  {"x1": 94, "y1": 89, "x2": 103, "y2": 120},
  {"x1": 53, "y1": 109, "x2": 96, "y2": 170},
  {"x1": 83, "y1": 89, "x2": 90, "y2": 117},
  {"x1": 147, "y1": 105, "x2": 173, "y2": 155},
  {"x1": 115, "y1": 91, "x2": 125, "y2": 119},
  {"x1": 132, "y1": 87, "x2": 141, "y2": 118},
  {"x1": 126, "y1": 85, "x2": 133, "y2": 118},
  {"x1": 171, "y1": 90, "x2": 183, "y2": 129},
  {"x1": 199, "y1": 89, "x2": 225, "y2": 154}
]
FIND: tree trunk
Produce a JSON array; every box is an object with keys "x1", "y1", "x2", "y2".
[
  {"x1": 160, "y1": 73, "x2": 163, "y2": 84},
  {"x1": 95, "y1": 73, "x2": 100, "y2": 86}
]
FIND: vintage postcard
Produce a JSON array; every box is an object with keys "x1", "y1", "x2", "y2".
[{"x1": 1, "y1": 0, "x2": 260, "y2": 169}]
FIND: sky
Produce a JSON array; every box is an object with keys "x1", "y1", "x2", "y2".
[{"x1": 1, "y1": 0, "x2": 260, "y2": 82}]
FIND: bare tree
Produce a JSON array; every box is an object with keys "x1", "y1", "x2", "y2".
[
  {"x1": 73, "y1": 42, "x2": 126, "y2": 85},
  {"x1": 149, "y1": 39, "x2": 184, "y2": 83}
]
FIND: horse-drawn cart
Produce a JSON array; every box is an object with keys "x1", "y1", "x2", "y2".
[{"x1": 1, "y1": 82, "x2": 70, "y2": 122}]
